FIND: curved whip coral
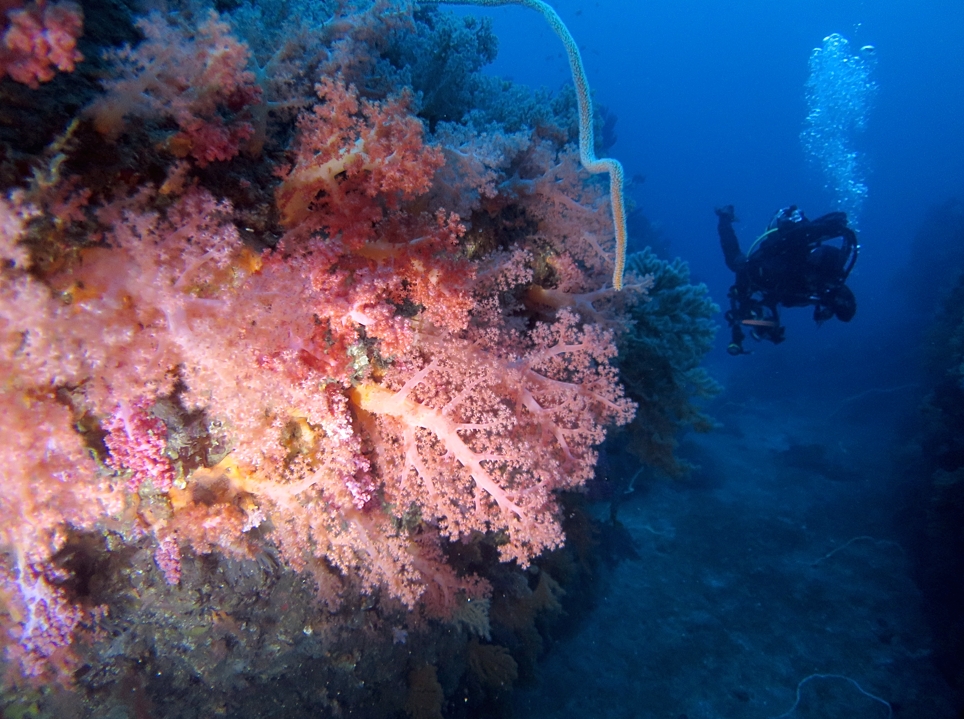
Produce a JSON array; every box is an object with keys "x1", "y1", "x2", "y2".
[{"x1": 420, "y1": 0, "x2": 627, "y2": 290}]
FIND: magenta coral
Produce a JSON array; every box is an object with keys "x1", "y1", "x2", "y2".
[
  {"x1": 152, "y1": 535, "x2": 182, "y2": 586},
  {"x1": 104, "y1": 399, "x2": 175, "y2": 493}
]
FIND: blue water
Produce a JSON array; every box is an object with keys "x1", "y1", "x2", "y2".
[
  {"x1": 449, "y1": 1, "x2": 964, "y2": 715},
  {"x1": 458, "y1": 0, "x2": 964, "y2": 353},
  {"x1": 452, "y1": 0, "x2": 963, "y2": 421}
]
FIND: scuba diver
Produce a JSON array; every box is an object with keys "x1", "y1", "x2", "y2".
[{"x1": 716, "y1": 204, "x2": 859, "y2": 355}]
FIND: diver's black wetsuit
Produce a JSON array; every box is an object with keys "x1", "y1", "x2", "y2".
[{"x1": 716, "y1": 205, "x2": 858, "y2": 355}]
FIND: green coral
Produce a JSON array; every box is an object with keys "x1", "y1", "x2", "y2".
[{"x1": 619, "y1": 248, "x2": 720, "y2": 476}]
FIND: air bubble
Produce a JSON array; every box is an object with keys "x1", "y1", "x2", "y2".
[{"x1": 801, "y1": 34, "x2": 877, "y2": 226}]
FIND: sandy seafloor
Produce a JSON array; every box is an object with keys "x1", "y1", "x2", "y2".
[{"x1": 511, "y1": 391, "x2": 957, "y2": 719}]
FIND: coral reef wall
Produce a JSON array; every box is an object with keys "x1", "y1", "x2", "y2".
[
  {"x1": 0, "y1": 0, "x2": 715, "y2": 715},
  {"x1": 899, "y1": 201, "x2": 964, "y2": 695}
]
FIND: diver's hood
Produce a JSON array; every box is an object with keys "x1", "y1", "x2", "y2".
[{"x1": 768, "y1": 205, "x2": 805, "y2": 231}]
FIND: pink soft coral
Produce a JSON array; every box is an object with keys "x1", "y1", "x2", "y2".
[
  {"x1": 0, "y1": 196, "x2": 120, "y2": 566},
  {"x1": 50, "y1": 187, "x2": 243, "y2": 414},
  {"x1": 0, "y1": 196, "x2": 120, "y2": 683}
]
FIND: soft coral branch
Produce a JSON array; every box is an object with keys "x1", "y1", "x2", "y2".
[
  {"x1": 1, "y1": 558, "x2": 81, "y2": 683},
  {"x1": 353, "y1": 313, "x2": 634, "y2": 566}
]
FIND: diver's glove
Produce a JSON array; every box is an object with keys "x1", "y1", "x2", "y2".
[{"x1": 715, "y1": 204, "x2": 738, "y2": 223}]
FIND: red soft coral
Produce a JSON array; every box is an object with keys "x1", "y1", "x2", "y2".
[
  {"x1": 276, "y1": 77, "x2": 443, "y2": 231},
  {"x1": 87, "y1": 10, "x2": 261, "y2": 165},
  {"x1": 0, "y1": 0, "x2": 83, "y2": 88},
  {"x1": 273, "y1": 76, "x2": 472, "y2": 359}
]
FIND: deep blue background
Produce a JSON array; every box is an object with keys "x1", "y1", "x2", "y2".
[
  {"x1": 452, "y1": 0, "x2": 964, "y2": 394},
  {"x1": 441, "y1": 7, "x2": 963, "y2": 714}
]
